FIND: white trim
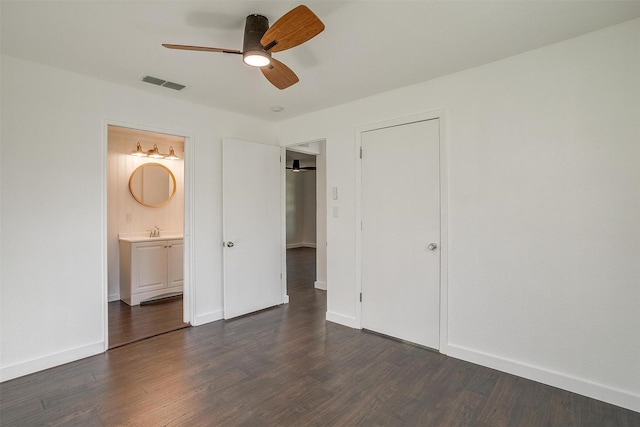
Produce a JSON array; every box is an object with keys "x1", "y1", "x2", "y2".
[
  {"x1": 0, "y1": 341, "x2": 104, "y2": 382},
  {"x1": 326, "y1": 311, "x2": 358, "y2": 328},
  {"x1": 183, "y1": 134, "x2": 195, "y2": 325},
  {"x1": 314, "y1": 281, "x2": 326, "y2": 290},
  {"x1": 193, "y1": 309, "x2": 223, "y2": 326},
  {"x1": 436, "y1": 110, "x2": 449, "y2": 352},
  {"x1": 280, "y1": 146, "x2": 288, "y2": 305},
  {"x1": 354, "y1": 110, "x2": 449, "y2": 347},
  {"x1": 443, "y1": 343, "x2": 640, "y2": 413},
  {"x1": 101, "y1": 122, "x2": 109, "y2": 351}
]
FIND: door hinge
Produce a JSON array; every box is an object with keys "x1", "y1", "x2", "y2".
[
  {"x1": 359, "y1": 146, "x2": 363, "y2": 159},
  {"x1": 360, "y1": 292, "x2": 362, "y2": 302}
]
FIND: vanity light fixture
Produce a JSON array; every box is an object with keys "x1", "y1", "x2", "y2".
[
  {"x1": 147, "y1": 144, "x2": 165, "y2": 159},
  {"x1": 130, "y1": 142, "x2": 180, "y2": 160},
  {"x1": 131, "y1": 142, "x2": 148, "y2": 157},
  {"x1": 165, "y1": 146, "x2": 180, "y2": 160}
]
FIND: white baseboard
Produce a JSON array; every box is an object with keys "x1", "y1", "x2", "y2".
[
  {"x1": 0, "y1": 341, "x2": 104, "y2": 382},
  {"x1": 283, "y1": 294, "x2": 290, "y2": 304},
  {"x1": 443, "y1": 343, "x2": 640, "y2": 413},
  {"x1": 192, "y1": 309, "x2": 223, "y2": 326},
  {"x1": 286, "y1": 243, "x2": 317, "y2": 249},
  {"x1": 326, "y1": 311, "x2": 358, "y2": 328},
  {"x1": 314, "y1": 281, "x2": 326, "y2": 290},
  {"x1": 108, "y1": 293, "x2": 120, "y2": 302}
]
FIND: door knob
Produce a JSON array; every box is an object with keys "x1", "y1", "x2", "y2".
[
  {"x1": 226, "y1": 241, "x2": 235, "y2": 248},
  {"x1": 428, "y1": 243, "x2": 438, "y2": 251}
]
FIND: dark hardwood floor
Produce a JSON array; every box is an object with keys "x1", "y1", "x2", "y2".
[
  {"x1": 2, "y1": 247, "x2": 638, "y2": 425},
  {"x1": 108, "y1": 296, "x2": 189, "y2": 349}
]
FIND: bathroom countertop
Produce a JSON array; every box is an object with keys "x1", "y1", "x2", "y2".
[{"x1": 119, "y1": 233, "x2": 183, "y2": 243}]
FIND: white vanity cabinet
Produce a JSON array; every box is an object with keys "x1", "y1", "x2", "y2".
[{"x1": 119, "y1": 238, "x2": 183, "y2": 306}]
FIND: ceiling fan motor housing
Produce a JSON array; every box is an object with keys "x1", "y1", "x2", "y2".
[{"x1": 243, "y1": 14, "x2": 271, "y2": 63}]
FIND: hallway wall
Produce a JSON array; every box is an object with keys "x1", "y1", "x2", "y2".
[{"x1": 286, "y1": 170, "x2": 316, "y2": 248}]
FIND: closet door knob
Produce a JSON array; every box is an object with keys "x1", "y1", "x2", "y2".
[
  {"x1": 226, "y1": 241, "x2": 235, "y2": 248},
  {"x1": 428, "y1": 243, "x2": 438, "y2": 251}
]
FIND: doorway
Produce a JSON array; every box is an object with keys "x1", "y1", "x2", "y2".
[
  {"x1": 359, "y1": 117, "x2": 442, "y2": 349},
  {"x1": 106, "y1": 125, "x2": 190, "y2": 348},
  {"x1": 284, "y1": 141, "x2": 327, "y2": 302}
]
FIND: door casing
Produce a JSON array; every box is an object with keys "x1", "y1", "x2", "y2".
[{"x1": 102, "y1": 120, "x2": 194, "y2": 350}]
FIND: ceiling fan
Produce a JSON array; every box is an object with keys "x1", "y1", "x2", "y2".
[
  {"x1": 162, "y1": 5, "x2": 324, "y2": 90},
  {"x1": 286, "y1": 159, "x2": 316, "y2": 172}
]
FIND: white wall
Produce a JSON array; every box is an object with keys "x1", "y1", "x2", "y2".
[
  {"x1": 275, "y1": 19, "x2": 640, "y2": 411},
  {"x1": 286, "y1": 171, "x2": 316, "y2": 248},
  {"x1": 107, "y1": 129, "x2": 184, "y2": 301},
  {"x1": 0, "y1": 54, "x2": 277, "y2": 380}
]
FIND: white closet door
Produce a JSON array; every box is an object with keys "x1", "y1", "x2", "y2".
[{"x1": 361, "y1": 119, "x2": 440, "y2": 349}]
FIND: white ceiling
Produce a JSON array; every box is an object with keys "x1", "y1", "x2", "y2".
[{"x1": 1, "y1": 1, "x2": 638, "y2": 122}]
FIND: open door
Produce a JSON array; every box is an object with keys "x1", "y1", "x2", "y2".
[{"x1": 222, "y1": 138, "x2": 283, "y2": 319}]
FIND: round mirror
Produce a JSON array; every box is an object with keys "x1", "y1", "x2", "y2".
[{"x1": 129, "y1": 163, "x2": 176, "y2": 207}]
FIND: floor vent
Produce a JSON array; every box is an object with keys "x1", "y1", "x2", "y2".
[{"x1": 141, "y1": 75, "x2": 186, "y2": 91}]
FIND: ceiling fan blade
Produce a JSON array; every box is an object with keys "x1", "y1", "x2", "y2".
[
  {"x1": 260, "y1": 5, "x2": 324, "y2": 52},
  {"x1": 261, "y1": 58, "x2": 299, "y2": 90},
  {"x1": 162, "y1": 44, "x2": 241, "y2": 54},
  {"x1": 301, "y1": 167, "x2": 317, "y2": 170}
]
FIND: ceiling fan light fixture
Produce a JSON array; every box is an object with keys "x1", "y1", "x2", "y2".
[
  {"x1": 243, "y1": 50, "x2": 271, "y2": 67},
  {"x1": 292, "y1": 159, "x2": 301, "y2": 172},
  {"x1": 163, "y1": 6, "x2": 324, "y2": 89}
]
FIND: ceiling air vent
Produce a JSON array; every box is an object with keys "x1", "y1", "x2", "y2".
[
  {"x1": 141, "y1": 75, "x2": 186, "y2": 91},
  {"x1": 162, "y1": 81, "x2": 186, "y2": 91}
]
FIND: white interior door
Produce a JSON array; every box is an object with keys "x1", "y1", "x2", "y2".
[
  {"x1": 223, "y1": 138, "x2": 283, "y2": 319},
  {"x1": 361, "y1": 119, "x2": 440, "y2": 348}
]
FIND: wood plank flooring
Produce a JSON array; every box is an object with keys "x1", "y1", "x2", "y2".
[
  {"x1": 2, "y1": 247, "x2": 638, "y2": 425},
  {"x1": 108, "y1": 295, "x2": 189, "y2": 349}
]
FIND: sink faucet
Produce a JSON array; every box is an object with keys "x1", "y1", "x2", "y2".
[{"x1": 150, "y1": 226, "x2": 161, "y2": 237}]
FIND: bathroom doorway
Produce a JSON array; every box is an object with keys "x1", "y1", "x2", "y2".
[{"x1": 106, "y1": 125, "x2": 190, "y2": 348}]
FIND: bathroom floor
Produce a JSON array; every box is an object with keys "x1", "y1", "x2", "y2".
[{"x1": 108, "y1": 296, "x2": 189, "y2": 349}]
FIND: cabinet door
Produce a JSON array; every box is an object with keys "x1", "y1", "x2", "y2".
[
  {"x1": 132, "y1": 241, "x2": 167, "y2": 293},
  {"x1": 167, "y1": 240, "x2": 184, "y2": 288}
]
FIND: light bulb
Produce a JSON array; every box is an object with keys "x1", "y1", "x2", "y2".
[{"x1": 243, "y1": 51, "x2": 271, "y2": 67}]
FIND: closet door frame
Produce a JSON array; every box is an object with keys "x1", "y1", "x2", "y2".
[{"x1": 354, "y1": 110, "x2": 449, "y2": 351}]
